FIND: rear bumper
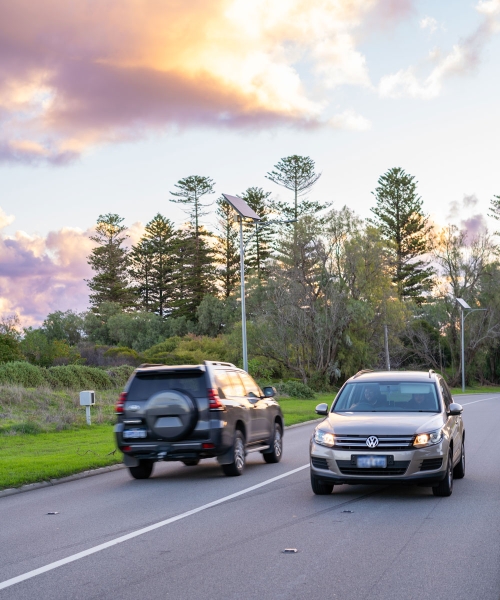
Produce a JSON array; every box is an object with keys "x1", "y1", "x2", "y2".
[{"x1": 114, "y1": 420, "x2": 228, "y2": 462}]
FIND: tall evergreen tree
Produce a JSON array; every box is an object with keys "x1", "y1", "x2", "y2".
[
  {"x1": 130, "y1": 214, "x2": 177, "y2": 316},
  {"x1": 266, "y1": 155, "x2": 324, "y2": 221},
  {"x1": 370, "y1": 167, "x2": 434, "y2": 301},
  {"x1": 241, "y1": 187, "x2": 274, "y2": 280},
  {"x1": 86, "y1": 214, "x2": 134, "y2": 310},
  {"x1": 488, "y1": 194, "x2": 500, "y2": 235},
  {"x1": 170, "y1": 228, "x2": 215, "y2": 319},
  {"x1": 170, "y1": 175, "x2": 215, "y2": 239},
  {"x1": 214, "y1": 196, "x2": 240, "y2": 298}
]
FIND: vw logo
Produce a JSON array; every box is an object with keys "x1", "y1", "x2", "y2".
[{"x1": 366, "y1": 436, "x2": 379, "y2": 448}]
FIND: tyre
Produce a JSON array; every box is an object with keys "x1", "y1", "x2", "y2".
[
  {"x1": 182, "y1": 459, "x2": 200, "y2": 466},
  {"x1": 128, "y1": 459, "x2": 154, "y2": 480},
  {"x1": 432, "y1": 449, "x2": 453, "y2": 497},
  {"x1": 221, "y1": 430, "x2": 246, "y2": 477},
  {"x1": 263, "y1": 423, "x2": 283, "y2": 464},
  {"x1": 453, "y1": 438, "x2": 465, "y2": 479},
  {"x1": 311, "y1": 471, "x2": 334, "y2": 495}
]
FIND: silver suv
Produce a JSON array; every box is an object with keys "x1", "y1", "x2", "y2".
[{"x1": 310, "y1": 370, "x2": 464, "y2": 497}]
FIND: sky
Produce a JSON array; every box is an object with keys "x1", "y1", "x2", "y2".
[{"x1": 1, "y1": 0, "x2": 499, "y2": 325}]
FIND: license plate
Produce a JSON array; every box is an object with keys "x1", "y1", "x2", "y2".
[
  {"x1": 123, "y1": 429, "x2": 147, "y2": 439},
  {"x1": 357, "y1": 455, "x2": 387, "y2": 468}
]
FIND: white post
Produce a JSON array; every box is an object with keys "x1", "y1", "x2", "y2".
[
  {"x1": 384, "y1": 324, "x2": 390, "y2": 371},
  {"x1": 86, "y1": 406, "x2": 91, "y2": 426}
]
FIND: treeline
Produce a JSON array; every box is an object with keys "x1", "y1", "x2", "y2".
[{"x1": 2, "y1": 156, "x2": 500, "y2": 389}]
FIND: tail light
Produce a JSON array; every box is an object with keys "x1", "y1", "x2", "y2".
[
  {"x1": 207, "y1": 388, "x2": 224, "y2": 410},
  {"x1": 115, "y1": 392, "x2": 127, "y2": 414}
]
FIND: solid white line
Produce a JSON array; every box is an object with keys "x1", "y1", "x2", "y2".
[
  {"x1": 0, "y1": 464, "x2": 309, "y2": 591},
  {"x1": 461, "y1": 396, "x2": 498, "y2": 406}
]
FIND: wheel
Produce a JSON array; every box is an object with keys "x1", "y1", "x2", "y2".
[
  {"x1": 221, "y1": 430, "x2": 246, "y2": 477},
  {"x1": 263, "y1": 423, "x2": 283, "y2": 464},
  {"x1": 310, "y1": 471, "x2": 334, "y2": 495},
  {"x1": 182, "y1": 459, "x2": 200, "y2": 466},
  {"x1": 432, "y1": 449, "x2": 453, "y2": 497},
  {"x1": 128, "y1": 459, "x2": 154, "y2": 480},
  {"x1": 453, "y1": 438, "x2": 465, "y2": 479}
]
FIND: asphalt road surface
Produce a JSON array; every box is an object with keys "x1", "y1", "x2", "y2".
[{"x1": 1, "y1": 393, "x2": 499, "y2": 600}]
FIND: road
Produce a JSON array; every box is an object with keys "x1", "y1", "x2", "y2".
[{"x1": 1, "y1": 393, "x2": 499, "y2": 600}]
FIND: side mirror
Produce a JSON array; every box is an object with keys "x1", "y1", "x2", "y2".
[
  {"x1": 448, "y1": 402, "x2": 463, "y2": 415},
  {"x1": 263, "y1": 386, "x2": 277, "y2": 398},
  {"x1": 315, "y1": 403, "x2": 329, "y2": 416}
]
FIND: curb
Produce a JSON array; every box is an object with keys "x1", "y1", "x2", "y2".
[{"x1": 0, "y1": 419, "x2": 323, "y2": 499}]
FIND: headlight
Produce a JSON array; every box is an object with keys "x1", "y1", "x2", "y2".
[
  {"x1": 413, "y1": 429, "x2": 443, "y2": 448},
  {"x1": 314, "y1": 429, "x2": 335, "y2": 447}
]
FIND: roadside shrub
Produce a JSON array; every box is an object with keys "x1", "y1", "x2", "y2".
[
  {"x1": 48, "y1": 365, "x2": 113, "y2": 390},
  {"x1": 106, "y1": 365, "x2": 135, "y2": 388},
  {"x1": 275, "y1": 380, "x2": 316, "y2": 399},
  {"x1": 0, "y1": 362, "x2": 49, "y2": 387}
]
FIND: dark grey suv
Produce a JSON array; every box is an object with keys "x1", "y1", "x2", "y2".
[{"x1": 115, "y1": 361, "x2": 284, "y2": 479}]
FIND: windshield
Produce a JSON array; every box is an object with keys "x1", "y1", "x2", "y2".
[{"x1": 332, "y1": 381, "x2": 440, "y2": 413}]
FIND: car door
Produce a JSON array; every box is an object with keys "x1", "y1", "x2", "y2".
[
  {"x1": 225, "y1": 370, "x2": 254, "y2": 440},
  {"x1": 239, "y1": 371, "x2": 271, "y2": 443},
  {"x1": 440, "y1": 379, "x2": 461, "y2": 463}
]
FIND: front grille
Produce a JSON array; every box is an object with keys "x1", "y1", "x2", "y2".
[
  {"x1": 420, "y1": 458, "x2": 443, "y2": 471},
  {"x1": 334, "y1": 434, "x2": 414, "y2": 451},
  {"x1": 336, "y1": 460, "x2": 410, "y2": 476},
  {"x1": 311, "y1": 457, "x2": 329, "y2": 469}
]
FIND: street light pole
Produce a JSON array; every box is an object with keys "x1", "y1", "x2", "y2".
[
  {"x1": 237, "y1": 215, "x2": 248, "y2": 372},
  {"x1": 456, "y1": 298, "x2": 487, "y2": 392}
]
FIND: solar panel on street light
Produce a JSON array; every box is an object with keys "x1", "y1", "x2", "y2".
[
  {"x1": 456, "y1": 298, "x2": 471, "y2": 310},
  {"x1": 222, "y1": 194, "x2": 261, "y2": 222}
]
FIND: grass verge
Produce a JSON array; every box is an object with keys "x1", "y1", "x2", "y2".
[
  {"x1": 450, "y1": 386, "x2": 500, "y2": 395},
  {"x1": 0, "y1": 393, "x2": 332, "y2": 491}
]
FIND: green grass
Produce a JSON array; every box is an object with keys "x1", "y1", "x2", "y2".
[
  {"x1": 0, "y1": 393, "x2": 332, "y2": 491},
  {"x1": 0, "y1": 425, "x2": 121, "y2": 489},
  {"x1": 450, "y1": 385, "x2": 500, "y2": 395}
]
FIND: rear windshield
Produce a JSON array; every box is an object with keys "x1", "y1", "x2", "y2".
[
  {"x1": 127, "y1": 371, "x2": 206, "y2": 401},
  {"x1": 332, "y1": 381, "x2": 440, "y2": 413}
]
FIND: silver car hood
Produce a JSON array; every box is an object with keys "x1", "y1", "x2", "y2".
[{"x1": 319, "y1": 412, "x2": 445, "y2": 435}]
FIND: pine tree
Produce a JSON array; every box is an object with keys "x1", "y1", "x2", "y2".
[
  {"x1": 130, "y1": 214, "x2": 177, "y2": 316},
  {"x1": 170, "y1": 228, "x2": 215, "y2": 319},
  {"x1": 241, "y1": 187, "x2": 274, "y2": 281},
  {"x1": 170, "y1": 175, "x2": 215, "y2": 240},
  {"x1": 86, "y1": 214, "x2": 134, "y2": 310},
  {"x1": 488, "y1": 195, "x2": 500, "y2": 235},
  {"x1": 214, "y1": 196, "x2": 240, "y2": 298},
  {"x1": 370, "y1": 167, "x2": 434, "y2": 301},
  {"x1": 266, "y1": 155, "x2": 325, "y2": 221}
]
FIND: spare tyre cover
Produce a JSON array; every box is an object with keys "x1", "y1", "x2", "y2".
[{"x1": 145, "y1": 389, "x2": 198, "y2": 441}]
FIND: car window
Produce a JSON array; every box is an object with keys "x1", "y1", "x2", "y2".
[
  {"x1": 239, "y1": 372, "x2": 262, "y2": 398},
  {"x1": 128, "y1": 371, "x2": 206, "y2": 400},
  {"x1": 332, "y1": 381, "x2": 440, "y2": 412},
  {"x1": 439, "y1": 379, "x2": 452, "y2": 409},
  {"x1": 214, "y1": 370, "x2": 233, "y2": 398},
  {"x1": 226, "y1": 371, "x2": 246, "y2": 397}
]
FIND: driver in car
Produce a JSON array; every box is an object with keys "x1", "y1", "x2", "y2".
[{"x1": 352, "y1": 385, "x2": 387, "y2": 409}]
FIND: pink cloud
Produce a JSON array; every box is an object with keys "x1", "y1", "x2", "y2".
[
  {"x1": 0, "y1": 219, "x2": 144, "y2": 326},
  {"x1": 0, "y1": 0, "x2": 396, "y2": 163}
]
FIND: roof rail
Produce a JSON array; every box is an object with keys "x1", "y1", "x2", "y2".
[
  {"x1": 428, "y1": 369, "x2": 435, "y2": 378},
  {"x1": 353, "y1": 369, "x2": 373, "y2": 379},
  {"x1": 138, "y1": 363, "x2": 166, "y2": 368}
]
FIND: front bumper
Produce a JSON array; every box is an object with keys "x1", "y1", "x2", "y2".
[{"x1": 310, "y1": 439, "x2": 448, "y2": 486}]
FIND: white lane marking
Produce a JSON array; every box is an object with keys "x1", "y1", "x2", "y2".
[
  {"x1": 461, "y1": 396, "x2": 498, "y2": 406},
  {"x1": 0, "y1": 464, "x2": 309, "y2": 591}
]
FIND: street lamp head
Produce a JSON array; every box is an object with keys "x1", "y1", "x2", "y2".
[{"x1": 456, "y1": 298, "x2": 471, "y2": 310}]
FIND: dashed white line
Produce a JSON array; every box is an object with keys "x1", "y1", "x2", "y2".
[{"x1": 0, "y1": 464, "x2": 309, "y2": 591}]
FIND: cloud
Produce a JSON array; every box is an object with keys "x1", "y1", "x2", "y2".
[
  {"x1": 0, "y1": 208, "x2": 15, "y2": 230},
  {"x1": 379, "y1": 1, "x2": 500, "y2": 99},
  {"x1": 0, "y1": 0, "x2": 398, "y2": 163},
  {"x1": 446, "y1": 194, "x2": 488, "y2": 239},
  {"x1": 420, "y1": 16, "x2": 438, "y2": 34},
  {"x1": 329, "y1": 109, "x2": 371, "y2": 131},
  {"x1": 0, "y1": 216, "x2": 144, "y2": 326}
]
